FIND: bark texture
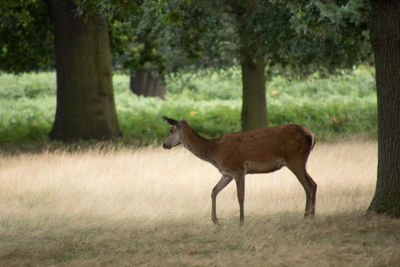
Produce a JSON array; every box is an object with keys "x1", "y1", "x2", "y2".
[
  {"x1": 240, "y1": 58, "x2": 268, "y2": 131},
  {"x1": 47, "y1": 0, "x2": 121, "y2": 141},
  {"x1": 130, "y1": 68, "x2": 166, "y2": 99},
  {"x1": 368, "y1": 0, "x2": 400, "y2": 216}
]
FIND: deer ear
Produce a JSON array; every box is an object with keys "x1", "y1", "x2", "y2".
[{"x1": 162, "y1": 116, "x2": 178, "y2": 125}]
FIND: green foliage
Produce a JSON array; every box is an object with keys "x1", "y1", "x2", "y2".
[
  {"x1": 0, "y1": 1, "x2": 53, "y2": 73},
  {"x1": 0, "y1": 68, "x2": 377, "y2": 146},
  {"x1": 0, "y1": 72, "x2": 56, "y2": 99},
  {"x1": 108, "y1": 0, "x2": 169, "y2": 74},
  {"x1": 159, "y1": 0, "x2": 373, "y2": 76},
  {"x1": 0, "y1": 0, "x2": 373, "y2": 77},
  {"x1": 285, "y1": 0, "x2": 373, "y2": 73}
]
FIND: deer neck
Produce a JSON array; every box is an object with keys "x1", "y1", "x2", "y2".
[{"x1": 180, "y1": 123, "x2": 217, "y2": 163}]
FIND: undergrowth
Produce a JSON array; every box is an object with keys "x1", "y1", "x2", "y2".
[{"x1": 0, "y1": 66, "x2": 377, "y2": 146}]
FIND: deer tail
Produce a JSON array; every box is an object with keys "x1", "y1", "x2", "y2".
[{"x1": 303, "y1": 127, "x2": 316, "y2": 151}]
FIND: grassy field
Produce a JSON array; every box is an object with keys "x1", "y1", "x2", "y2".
[{"x1": 1, "y1": 141, "x2": 399, "y2": 266}]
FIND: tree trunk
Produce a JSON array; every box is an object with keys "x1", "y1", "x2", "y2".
[
  {"x1": 235, "y1": 2, "x2": 268, "y2": 131},
  {"x1": 240, "y1": 57, "x2": 268, "y2": 131},
  {"x1": 46, "y1": 0, "x2": 122, "y2": 141},
  {"x1": 368, "y1": 0, "x2": 400, "y2": 216},
  {"x1": 130, "y1": 68, "x2": 166, "y2": 99}
]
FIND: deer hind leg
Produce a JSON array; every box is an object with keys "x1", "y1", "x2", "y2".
[
  {"x1": 287, "y1": 161, "x2": 317, "y2": 217},
  {"x1": 305, "y1": 172, "x2": 317, "y2": 215},
  {"x1": 211, "y1": 175, "x2": 233, "y2": 224}
]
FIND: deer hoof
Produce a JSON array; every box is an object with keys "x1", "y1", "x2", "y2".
[
  {"x1": 304, "y1": 212, "x2": 315, "y2": 219},
  {"x1": 212, "y1": 218, "x2": 219, "y2": 225}
]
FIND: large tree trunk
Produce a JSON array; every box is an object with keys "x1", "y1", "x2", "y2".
[
  {"x1": 240, "y1": 57, "x2": 268, "y2": 131},
  {"x1": 235, "y1": 2, "x2": 268, "y2": 131},
  {"x1": 368, "y1": 0, "x2": 400, "y2": 216},
  {"x1": 130, "y1": 68, "x2": 166, "y2": 99},
  {"x1": 46, "y1": 0, "x2": 121, "y2": 141}
]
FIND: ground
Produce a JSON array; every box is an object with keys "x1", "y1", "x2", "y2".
[{"x1": 1, "y1": 141, "x2": 399, "y2": 266}]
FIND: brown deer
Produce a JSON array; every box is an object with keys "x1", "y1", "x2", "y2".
[{"x1": 162, "y1": 116, "x2": 317, "y2": 225}]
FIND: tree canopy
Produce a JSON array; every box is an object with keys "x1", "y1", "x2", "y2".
[
  {"x1": 157, "y1": 0, "x2": 372, "y2": 74},
  {"x1": 0, "y1": 0, "x2": 53, "y2": 72},
  {"x1": 0, "y1": 0, "x2": 373, "y2": 76},
  {"x1": 0, "y1": 0, "x2": 374, "y2": 134}
]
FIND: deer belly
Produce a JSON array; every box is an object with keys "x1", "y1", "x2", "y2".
[{"x1": 244, "y1": 159, "x2": 286, "y2": 174}]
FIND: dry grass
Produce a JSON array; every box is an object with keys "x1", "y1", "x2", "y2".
[{"x1": 1, "y1": 141, "x2": 400, "y2": 266}]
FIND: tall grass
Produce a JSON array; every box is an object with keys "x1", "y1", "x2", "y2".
[
  {"x1": 2, "y1": 142, "x2": 400, "y2": 266},
  {"x1": 0, "y1": 67, "x2": 377, "y2": 145}
]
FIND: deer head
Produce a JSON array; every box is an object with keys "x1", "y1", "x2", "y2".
[{"x1": 162, "y1": 116, "x2": 182, "y2": 149}]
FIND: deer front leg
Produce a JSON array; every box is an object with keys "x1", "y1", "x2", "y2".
[
  {"x1": 234, "y1": 174, "x2": 245, "y2": 226},
  {"x1": 211, "y1": 175, "x2": 233, "y2": 224}
]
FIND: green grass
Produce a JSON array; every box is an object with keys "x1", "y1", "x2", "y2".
[{"x1": 0, "y1": 66, "x2": 377, "y2": 146}]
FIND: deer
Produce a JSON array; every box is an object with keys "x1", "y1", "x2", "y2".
[{"x1": 162, "y1": 116, "x2": 317, "y2": 225}]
